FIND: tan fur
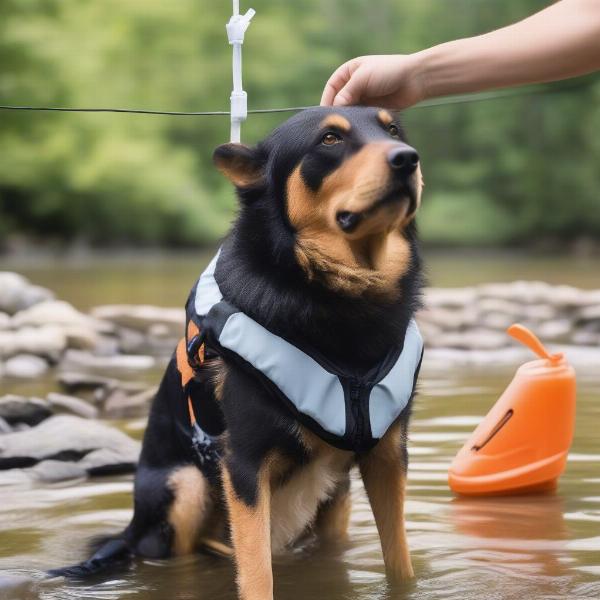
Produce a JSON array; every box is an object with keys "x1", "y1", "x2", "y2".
[
  {"x1": 320, "y1": 114, "x2": 352, "y2": 132},
  {"x1": 223, "y1": 463, "x2": 274, "y2": 600},
  {"x1": 269, "y1": 430, "x2": 353, "y2": 553},
  {"x1": 377, "y1": 110, "x2": 394, "y2": 126},
  {"x1": 359, "y1": 422, "x2": 413, "y2": 581},
  {"x1": 199, "y1": 537, "x2": 234, "y2": 557},
  {"x1": 208, "y1": 358, "x2": 226, "y2": 401},
  {"x1": 167, "y1": 465, "x2": 211, "y2": 556},
  {"x1": 287, "y1": 142, "x2": 421, "y2": 297},
  {"x1": 314, "y1": 486, "x2": 352, "y2": 543}
]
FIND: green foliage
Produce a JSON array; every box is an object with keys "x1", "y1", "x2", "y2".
[{"x1": 0, "y1": 0, "x2": 598, "y2": 247}]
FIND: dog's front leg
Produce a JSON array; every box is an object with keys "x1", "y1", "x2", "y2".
[
  {"x1": 222, "y1": 460, "x2": 273, "y2": 600},
  {"x1": 359, "y1": 423, "x2": 414, "y2": 582}
]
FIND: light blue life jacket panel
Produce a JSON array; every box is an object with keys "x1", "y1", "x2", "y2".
[{"x1": 187, "y1": 251, "x2": 423, "y2": 452}]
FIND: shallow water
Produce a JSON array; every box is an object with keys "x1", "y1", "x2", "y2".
[
  {"x1": 1, "y1": 372, "x2": 599, "y2": 600},
  {"x1": 1, "y1": 253, "x2": 599, "y2": 599}
]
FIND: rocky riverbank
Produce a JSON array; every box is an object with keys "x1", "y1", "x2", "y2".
[{"x1": 1, "y1": 271, "x2": 599, "y2": 483}]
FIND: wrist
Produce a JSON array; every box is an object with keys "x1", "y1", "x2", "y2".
[{"x1": 410, "y1": 46, "x2": 442, "y2": 102}]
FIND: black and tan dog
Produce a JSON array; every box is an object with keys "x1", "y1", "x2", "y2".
[{"x1": 51, "y1": 106, "x2": 424, "y2": 600}]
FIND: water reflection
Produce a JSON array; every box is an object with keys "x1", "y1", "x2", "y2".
[{"x1": 450, "y1": 493, "x2": 569, "y2": 576}]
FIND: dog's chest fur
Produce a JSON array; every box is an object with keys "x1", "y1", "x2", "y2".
[{"x1": 269, "y1": 435, "x2": 352, "y2": 554}]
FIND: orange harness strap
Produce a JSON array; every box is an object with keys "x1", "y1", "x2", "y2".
[{"x1": 176, "y1": 320, "x2": 205, "y2": 427}]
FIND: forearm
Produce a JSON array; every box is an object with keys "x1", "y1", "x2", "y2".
[{"x1": 415, "y1": 0, "x2": 600, "y2": 99}]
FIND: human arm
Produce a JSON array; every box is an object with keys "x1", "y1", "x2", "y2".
[{"x1": 321, "y1": 0, "x2": 600, "y2": 108}]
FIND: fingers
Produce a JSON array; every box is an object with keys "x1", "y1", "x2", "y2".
[
  {"x1": 332, "y1": 65, "x2": 370, "y2": 106},
  {"x1": 320, "y1": 59, "x2": 359, "y2": 106}
]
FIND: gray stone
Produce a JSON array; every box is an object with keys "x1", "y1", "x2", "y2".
[
  {"x1": 29, "y1": 458, "x2": 88, "y2": 482},
  {"x1": 60, "y1": 349, "x2": 155, "y2": 373},
  {"x1": 0, "y1": 312, "x2": 10, "y2": 330},
  {"x1": 12, "y1": 299, "x2": 112, "y2": 334},
  {"x1": 0, "y1": 416, "x2": 12, "y2": 433},
  {"x1": 571, "y1": 328, "x2": 600, "y2": 345},
  {"x1": 104, "y1": 386, "x2": 158, "y2": 417},
  {"x1": 3, "y1": 354, "x2": 49, "y2": 379},
  {"x1": 479, "y1": 312, "x2": 514, "y2": 331},
  {"x1": 423, "y1": 347, "x2": 531, "y2": 372},
  {"x1": 47, "y1": 392, "x2": 99, "y2": 419},
  {"x1": 58, "y1": 371, "x2": 148, "y2": 395},
  {"x1": 478, "y1": 281, "x2": 554, "y2": 304},
  {"x1": 429, "y1": 329, "x2": 508, "y2": 351},
  {"x1": 117, "y1": 327, "x2": 147, "y2": 354},
  {"x1": 0, "y1": 271, "x2": 54, "y2": 315},
  {"x1": 417, "y1": 307, "x2": 479, "y2": 331},
  {"x1": 0, "y1": 395, "x2": 52, "y2": 426},
  {"x1": 423, "y1": 287, "x2": 477, "y2": 308},
  {"x1": 0, "y1": 414, "x2": 140, "y2": 475},
  {"x1": 578, "y1": 304, "x2": 600, "y2": 322},
  {"x1": 536, "y1": 319, "x2": 573, "y2": 342},
  {"x1": 0, "y1": 325, "x2": 67, "y2": 360},
  {"x1": 91, "y1": 304, "x2": 184, "y2": 336}
]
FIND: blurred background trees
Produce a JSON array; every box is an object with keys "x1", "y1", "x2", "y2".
[{"x1": 1, "y1": 0, "x2": 599, "y2": 249}]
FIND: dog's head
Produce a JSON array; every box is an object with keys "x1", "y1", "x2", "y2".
[{"x1": 214, "y1": 107, "x2": 423, "y2": 296}]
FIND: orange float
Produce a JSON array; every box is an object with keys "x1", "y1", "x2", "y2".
[{"x1": 448, "y1": 324, "x2": 576, "y2": 496}]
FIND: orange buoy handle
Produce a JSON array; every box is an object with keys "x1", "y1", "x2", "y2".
[{"x1": 507, "y1": 323, "x2": 563, "y2": 364}]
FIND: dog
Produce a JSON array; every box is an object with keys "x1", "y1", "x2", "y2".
[{"x1": 50, "y1": 106, "x2": 424, "y2": 600}]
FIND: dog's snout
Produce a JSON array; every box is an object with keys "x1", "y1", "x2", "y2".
[{"x1": 387, "y1": 146, "x2": 419, "y2": 176}]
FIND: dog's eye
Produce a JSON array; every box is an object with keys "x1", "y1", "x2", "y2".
[
  {"x1": 388, "y1": 124, "x2": 400, "y2": 138},
  {"x1": 321, "y1": 132, "x2": 342, "y2": 146}
]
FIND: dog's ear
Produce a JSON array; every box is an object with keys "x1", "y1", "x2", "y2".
[{"x1": 213, "y1": 143, "x2": 265, "y2": 188}]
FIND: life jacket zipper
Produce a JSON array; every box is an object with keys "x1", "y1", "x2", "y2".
[{"x1": 349, "y1": 382, "x2": 365, "y2": 449}]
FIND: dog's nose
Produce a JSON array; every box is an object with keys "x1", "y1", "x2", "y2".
[{"x1": 387, "y1": 146, "x2": 419, "y2": 176}]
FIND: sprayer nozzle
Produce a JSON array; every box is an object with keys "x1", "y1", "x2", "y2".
[{"x1": 507, "y1": 323, "x2": 563, "y2": 363}]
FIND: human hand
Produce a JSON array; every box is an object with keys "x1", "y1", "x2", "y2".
[{"x1": 320, "y1": 54, "x2": 426, "y2": 109}]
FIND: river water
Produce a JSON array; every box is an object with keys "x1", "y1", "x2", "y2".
[{"x1": 0, "y1": 252, "x2": 599, "y2": 600}]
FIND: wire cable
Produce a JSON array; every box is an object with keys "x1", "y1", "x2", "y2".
[{"x1": 0, "y1": 79, "x2": 594, "y2": 117}]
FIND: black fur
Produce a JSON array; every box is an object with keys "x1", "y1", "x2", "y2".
[{"x1": 49, "y1": 106, "x2": 423, "y2": 581}]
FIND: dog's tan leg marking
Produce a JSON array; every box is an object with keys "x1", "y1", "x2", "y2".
[
  {"x1": 359, "y1": 423, "x2": 413, "y2": 581},
  {"x1": 223, "y1": 464, "x2": 273, "y2": 600},
  {"x1": 167, "y1": 465, "x2": 211, "y2": 556},
  {"x1": 314, "y1": 485, "x2": 352, "y2": 543}
]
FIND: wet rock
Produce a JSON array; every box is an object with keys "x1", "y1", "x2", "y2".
[
  {"x1": 0, "y1": 395, "x2": 52, "y2": 426},
  {"x1": 577, "y1": 304, "x2": 600, "y2": 322},
  {"x1": 46, "y1": 392, "x2": 99, "y2": 419},
  {"x1": 541, "y1": 284, "x2": 581, "y2": 308},
  {"x1": 116, "y1": 326, "x2": 147, "y2": 354},
  {"x1": 12, "y1": 299, "x2": 111, "y2": 333},
  {"x1": 536, "y1": 319, "x2": 572, "y2": 342},
  {"x1": 91, "y1": 304, "x2": 184, "y2": 337},
  {"x1": 0, "y1": 416, "x2": 13, "y2": 433},
  {"x1": 0, "y1": 414, "x2": 140, "y2": 476},
  {"x1": 60, "y1": 349, "x2": 155, "y2": 374},
  {"x1": 104, "y1": 386, "x2": 158, "y2": 417},
  {"x1": 479, "y1": 312, "x2": 515, "y2": 331},
  {"x1": 428, "y1": 329, "x2": 508, "y2": 351},
  {"x1": 424, "y1": 287, "x2": 477, "y2": 308},
  {"x1": 572, "y1": 326, "x2": 600, "y2": 345},
  {"x1": 3, "y1": 354, "x2": 49, "y2": 379},
  {"x1": 423, "y1": 347, "x2": 531, "y2": 372},
  {"x1": 418, "y1": 307, "x2": 479, "y2": 331},
  {"x1": 58, "y1": 371, "x2": 147, "y2": 394},
  {"x1": 0, "y1": 312, "x2": 10, "y2": 330},
  {"x1": 478, "y1": 281, "x2": 554, "y2": 304},
  {"x1": 0, "y1": 326, "x2": 67, "y2": 360},
  {"x1": 0, "y1": 272, "x2": 54, "y2": 315},
  {"x1": 29, "y1": 459, "x2": 88, "y2": 482}
]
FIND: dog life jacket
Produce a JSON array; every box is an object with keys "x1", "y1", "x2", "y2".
[{"x1": 176, "y1": 249, "x2": 424, "y2": 455}]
